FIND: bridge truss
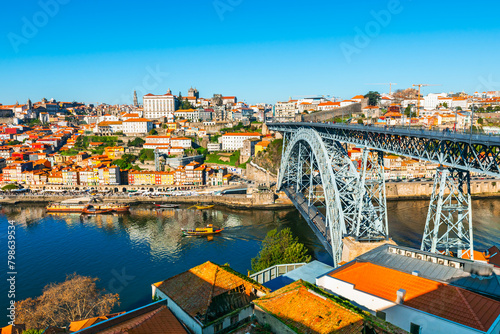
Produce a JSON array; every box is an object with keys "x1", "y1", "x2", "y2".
[
  {"x1": 271, "y1": 123, "x2": 500, "y2": 264},
  {"x1": 278, "y1": 128, "x2": 389, "y2": 266}
]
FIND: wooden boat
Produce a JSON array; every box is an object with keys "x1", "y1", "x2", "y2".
[
  {"x1": 154, "y1": 203, "x2": 179, "y2": 209},
  {"x1": 46, "y1": 200, "x2": 130, "y2": 213},
  {"x1": 189, "y1": 204, "x2": 214, "y2": 210},
  {"x1": 182, "y1": 224, "x2": 223, "y2": 236},
  {"x1": 82, "y1": 205, "x2": 114, "y2": 215}
]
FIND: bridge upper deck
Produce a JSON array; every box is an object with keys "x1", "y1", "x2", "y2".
[{"x1": 268, "y1": 122, "x2": 500, "y2": 176}]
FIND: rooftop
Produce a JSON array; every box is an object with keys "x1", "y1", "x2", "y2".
[
  {"x1": 329, "y1": 261, "x2": 500, "y2": 332},
  {"x1": 254, "y1": 280, "x2": 379, "y2": 334},
  {"x1": 155, "y1": 261, "x2": 269, "y2": 324}
]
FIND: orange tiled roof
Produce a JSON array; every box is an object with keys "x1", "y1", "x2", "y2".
[
  {"x1": 123, "y1": 118, "x2": 152, "y2": 123},
  {"x1": 223, "y1": 132, "x2": 261, "y2": 137},
  {"x1": 329, "y1": 261, "x2": 500, "y2": 331},
  {"x1": 155, "y1": 261, "x2": 269, "y2": 321},
  {"x1": 253, "y1": 280, "x2": 364, "y2": 333}
]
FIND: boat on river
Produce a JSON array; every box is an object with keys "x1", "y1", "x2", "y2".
[
  {"x1": 46, "y1": 197, "x2": 130, "y2": 213},
  {"x1": 189, "y1": 204, "x2": 214, "y2": 210},
  {"x1": 82, "y1": 204, "x2": 114, "y2": 215},
  {"x1": 154, "y1": 203, "x2": 179, "y2": 209},
  {"x1": 182, "y1": 224, "x2": 223, "y2": 236}
]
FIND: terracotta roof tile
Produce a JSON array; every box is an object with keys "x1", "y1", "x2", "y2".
[
  {"x1": 329, "y1": 262, "x2": 500, "y2": 331},
  {"x1": 253, "y1": 280, "x2": 365, "y2": 334},
  {"x1": 156, "y1": 262, "x2": 269, "y2": 323}
]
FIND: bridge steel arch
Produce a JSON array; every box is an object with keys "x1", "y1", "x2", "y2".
[{"x1": 278, "y1": 128, "x2": 346, "y2": 266}]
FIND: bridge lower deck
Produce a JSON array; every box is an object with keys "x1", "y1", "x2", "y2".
[{"x1": 284, "y1": 186, "x2": 333, "y2": 257}]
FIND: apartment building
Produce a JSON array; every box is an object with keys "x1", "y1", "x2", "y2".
[{"x1": 221, "y1": 132, "x2": 261, "y2": 151}]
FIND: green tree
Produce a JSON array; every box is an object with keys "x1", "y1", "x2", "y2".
[
  {"x1": 23, "y1": 330, "x2": 44, "y2": 334},
  {"x1": 478, "y1": 117, "x2": 484, "y2": 125},
  {"x1": 138, "y1": 149, "x2": 155, "y2": 163},
  {"x1": 113, "y1": 154, "x2": 137, "y2": 169},
  {"x1": 251, "y1": 228, "x2": 311, "y2": 273},
  {"x1": 357, "y1": 119, "x2": 364, "y2": 124},
  {"x1": 148, "y1": 128, "x2": 158, "y2": 135},
  {"x1": 2, "y1": 184, "x2": 19, "y2": 191},
  {"x1": 28, "y1": 119, "x2": 41, "y2": 127},
  {"x1": 442, "y1": 102, "x2": 448, "y2": 108},
  {"x1": 127, "y1": 137, "x2": 145, "y2": 147},
  {"x1": 364, "y1": 91, "x2": 381, "y2": 106}
]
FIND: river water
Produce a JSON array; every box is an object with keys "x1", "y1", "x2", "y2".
[{"x1": 1, "y1": 199, "x2": 499, "y2": 326}]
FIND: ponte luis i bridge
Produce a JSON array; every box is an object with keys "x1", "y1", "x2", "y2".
[{"x1": 267, "y1": 122, "x2": 500, "y2": 267}]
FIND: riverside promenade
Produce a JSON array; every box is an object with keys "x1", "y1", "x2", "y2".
[{"x1": 0, "y1": 191, "x2": 295, "y2": 210}]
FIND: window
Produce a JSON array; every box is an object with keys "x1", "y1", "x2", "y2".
[
  {"x1": 375, "y1": 311, "x2": 386, "y2": 320},
  {"x1": 213, "y1": 322, "x2": 223, "y2": 333},
  {"x1": 410, "y1": 323, "x2": 421, "y2": 334}
]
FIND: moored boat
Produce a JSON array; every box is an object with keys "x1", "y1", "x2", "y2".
[
  {"x1": 82, "y1": 205, "x2": 114, "y2": 214},
  {"x1": 182, "y1": 224, "x2": 223, "y2": 236},
  {"x1": 46, "y1": 197, "x2": 130, "y2": 213},
  {"x1": 154, "y1": 203, "x2": 179, "y2": 208},
  {"x1": 189, "y1": 204, "x2": 214, "y2": 210}
]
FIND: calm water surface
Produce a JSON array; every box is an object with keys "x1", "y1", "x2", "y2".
[{"x1": 1, "y1": 199, "x2": 499, "y2": 326}]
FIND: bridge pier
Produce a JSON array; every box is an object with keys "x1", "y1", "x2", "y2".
[
  {"x1": 421, "y1": 167, "x2": 473, "y2": 259},
  {"x1": 354, "y1": 149, "x2": 389, "y2": 241},
  {"x1": 342, "y1": 236, "x2": 396, "y2": 264}
]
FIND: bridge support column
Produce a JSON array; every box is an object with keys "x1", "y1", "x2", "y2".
[
  {"x1": 354, "y1": 149, "x2": 389, "y2": 241},
  {"x1": 421, "y1": 167, "x2": 473, "y2": 259}
]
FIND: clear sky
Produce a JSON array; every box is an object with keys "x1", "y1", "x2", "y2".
[{"x1": 1, "y1": 0, "x2": 500, "y2": 105}]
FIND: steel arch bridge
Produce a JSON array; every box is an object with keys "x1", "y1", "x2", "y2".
[{"x1": 269, "y1": 122, "x2": 500, "y2": 267}]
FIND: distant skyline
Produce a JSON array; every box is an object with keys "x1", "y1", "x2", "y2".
[{"x1": 1, "y1": 0, "x2": 500, "y2": 105}]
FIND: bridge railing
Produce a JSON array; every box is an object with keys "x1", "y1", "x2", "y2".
[
  {"x1": 249, "y1": 263, "x2": 307, "y2": 284},
  {"x1": 270, "y1": 122, "x2": 500, "y2": 144}
]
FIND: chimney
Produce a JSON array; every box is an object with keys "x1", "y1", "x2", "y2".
[
  {"x1": 412, "y1": 271, "x2": 420, "y2": 276},
  {"x1": 396, "y1": 289, "x2": 406, "y2": 304}
]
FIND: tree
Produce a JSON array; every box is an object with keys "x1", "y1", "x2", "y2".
[
  {"x1": 148, "y1": 129, "x2": 158, "y2": 135},
  {"x1": 364, "y1": 91, "x2": 381, "y2": 106},
  {"x1": 357, "y1": 119, "x2": 364, "y2": 124},
  {"x1": 127, "y1": 137, "x2": 145, "y2": 147},
  {"x1": 2, "y1": 184, "x2": 19, "y2": 191},
  {"x1": 15, "y1": 274, "x2": 119, "y2": 330},
  {"x1": 478, "y1": 117, "x2": 484, "y2": 125},
  {"x1": 251, "y1": 228, "x2": 311, "y2": 273},
  {"x1": 138, "y1": 149, "x2": 155, "y2": 163}
]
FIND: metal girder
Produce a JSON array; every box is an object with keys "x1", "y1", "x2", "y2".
[
  {"x1": 269, "y1": 123, "x2": 500, "y2": 176},
  {"x1": 355, "y1": 149, "x2": 389, "y2": 241},
  {"x1": 278, "y1": 128, "x2": 345, "y2": 267},
  {"x1": 421, "y1": 167, "x2": 473, "y2": 259}
]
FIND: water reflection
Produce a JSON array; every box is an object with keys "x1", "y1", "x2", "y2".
[{"x1": 1, "y1": 199, "x2": 498, "y2": 323}]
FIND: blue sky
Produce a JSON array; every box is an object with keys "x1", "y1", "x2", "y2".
[{"x1": 1, "y1": 0, "x2": 500, "y2": 105}]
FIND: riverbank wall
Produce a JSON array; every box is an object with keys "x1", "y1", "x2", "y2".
[
  {"x1": 385, "y1": 180, "x2": 500, "y2": 200},
  {"x1": 0, "y1": 192, "x2": 290, "y2": 210}
]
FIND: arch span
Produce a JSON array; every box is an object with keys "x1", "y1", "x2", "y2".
[{"x1": 278, "y1": 128, "x2": 346, "y2": 266}]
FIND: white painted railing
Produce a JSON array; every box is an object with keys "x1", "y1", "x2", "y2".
[{"x1": 249, "y1": 263, "x2": 306, "y2": 284}]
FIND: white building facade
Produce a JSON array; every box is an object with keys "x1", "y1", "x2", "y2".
[
  {"x1": 143, "y1": 90, "x2": 177, "y2": 119},
  {"x1": 122, "y1": 118, "x2": 153, "y2": 135},
  {"x1": 221, "y1": 132, "x2": 261, "y2": 151}
]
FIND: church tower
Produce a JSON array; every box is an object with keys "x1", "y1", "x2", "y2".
[{"x1": 133, "y1": 90, "x2": 138, "y2": 107}]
